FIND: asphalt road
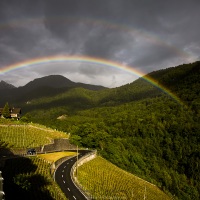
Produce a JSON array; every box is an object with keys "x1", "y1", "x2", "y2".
[{"x1": 55, "y1": 150, "x2": 91, "y2": 200}]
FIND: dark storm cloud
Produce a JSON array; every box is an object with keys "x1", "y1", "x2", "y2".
[
  {"x1": 0, "y1": 0, "x2": 45, "y2": 63},
  {"x1": 42, "y1": 0, "x2": 200, "y2": 65},
  {"x1": 0, "y1": 0, "x2": 199, "y2": 87}
]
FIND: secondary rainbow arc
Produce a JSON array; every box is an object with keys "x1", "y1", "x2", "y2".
[
  {"x1": 0, "y1": 16, "x2": 194, "y2": 62},
  {"x1": 0, "y1": 55, "x2": 183, "y2": 104}
]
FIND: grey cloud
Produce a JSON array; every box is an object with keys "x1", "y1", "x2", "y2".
[
  {"x1": 0, "y1": 0, "x2": 200, "y2": 87},
  {"x1": 133, "y1": 44, "x2": 180, "y2": 67}
]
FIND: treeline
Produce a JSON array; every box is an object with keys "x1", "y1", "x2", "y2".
[{"x1": 21, "y1": 61, "x2": 200, "y2": 199}]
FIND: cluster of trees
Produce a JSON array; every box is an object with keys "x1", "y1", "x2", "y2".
[
  {"x1": 0, "y1": 102, "x2": 10, "y2": 118},
  {"x1": 19, "y1": 61, "x2": 200, "y2": 199}
]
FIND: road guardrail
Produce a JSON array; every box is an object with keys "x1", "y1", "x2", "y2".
[{"x1": 70, "y1": 150, "x2": 97, "y2": 200}]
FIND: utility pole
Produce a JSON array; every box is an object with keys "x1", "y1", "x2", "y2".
[
  {"x1": 76, "y1": 145, "x2": 78, "y2": 178},
  {"x1": 23, "y1": 124, "x2": 25, "y2": 148},
  {"x1": 144, "y1": 186, "x2": 146, "y2": 200}
]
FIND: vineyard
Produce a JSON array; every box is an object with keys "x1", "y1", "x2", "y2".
[
  {"x1": 2, "y1": 156, "x2": 68, "y2": 200},
  {"x1": 77, "y1": 156, "x2": 172, "y2": 200},
  {"x1": 0, "y1": 124, "x2": 68, "y2": 148}
]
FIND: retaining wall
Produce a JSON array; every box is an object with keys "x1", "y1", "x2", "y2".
[
  {"x1": 71, "y1": 150, "x2": 97, "y2": 200},
  {"x1": 43, "y1": 139, "x2": 76, "y2": 152}
]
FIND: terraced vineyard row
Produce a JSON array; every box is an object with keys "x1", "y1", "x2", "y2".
[
  {"x1": 77, "y1": 156, "x2": 172, "y2": 200},
  {"x1": 0, "y1": 124, "x2": 68, "y2": 148},
  {"x1": 3, "y1": 156, "x2": 68, "y2": 200}
]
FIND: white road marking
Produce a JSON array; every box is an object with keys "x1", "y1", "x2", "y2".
[
  {"x1": 62, "y1": 175, "x2": 63, "y2": 178},
  {"x1": 67, "y1": 163, "x2": 69, "y2": 164},
  {"x1": 64, "y1": 166, "x2": 66, "y2": 168},
  {"x1": 63, "y1": 180, "x2": 65, "y2": 183},
  {"x1": 62, "y1": 170, "x2": 64, "y2": 172},
  {"x1": 73, "y1": 196, "x2": 76, "y2": 200},
  {"x1": 67, "y1": 188, "x2": 70, "y2": 191}
]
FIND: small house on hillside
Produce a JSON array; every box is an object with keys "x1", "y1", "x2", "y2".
[
  {"x1": 10, "y1": 108, "x2": 21, "y2": 119},
  {"x1": 0, "y1": 107, "x2": 21, "y2": 119}
]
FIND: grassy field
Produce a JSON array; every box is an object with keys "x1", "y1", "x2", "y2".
[
  {"x1": 0, "y1": 123, "x2": 68, "y2": 148},
  {"x1": 38, "y1": 151, "x2": 76, "y2": 162},
  {"x1": 77, "y1": 156, "x2": 172, "y2": 200},
  {"x1": 3, "y1": 156, "x2": 67, "y2": 200}
]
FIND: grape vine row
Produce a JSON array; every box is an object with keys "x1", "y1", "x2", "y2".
[
  {"x1": 0, "y1": 124, "x2": 68, "y2": 148},
  {"x1": 77, "y1": 156, "x2": 171, "y2": 200}
]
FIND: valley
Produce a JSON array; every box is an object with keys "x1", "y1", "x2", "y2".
[{"x1": 0, "y1": 61, "x2": 199, "y2": 199}]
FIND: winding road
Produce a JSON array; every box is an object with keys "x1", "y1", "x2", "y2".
[{"x1": 55, "y1": 150, "x2": 91, "y2": 200}]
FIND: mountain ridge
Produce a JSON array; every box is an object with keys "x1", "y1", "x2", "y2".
[
  {"x1": 0, "y1": 80, "x2": 16, "y2": 90},
  {"x1": 22, "y1": 75, "x2": 75, "y2": 89},
  {"x1": 0, "y1": 75, "x2": 106, "y2": 105},
  {"x1": 1, "y1": 75, "x2": 106, "y2": 90}
]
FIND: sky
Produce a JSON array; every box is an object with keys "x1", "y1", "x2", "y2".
[{"x1": 0, "y1": 0, "x2": 199, "y2": 88}]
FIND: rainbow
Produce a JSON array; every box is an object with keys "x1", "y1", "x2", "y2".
[
  {"x1": 0, "y1": 16, "x2": 194, "y2": 62},
  {"x1": 0, "y1": 55, "x2": 183, "y2": 104}
]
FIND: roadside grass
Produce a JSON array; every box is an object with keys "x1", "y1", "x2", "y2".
[
  {"x1": 77, "y1": 156, "x2": 172, "y2": 200},
  {"x1": 38, "y1": 151, "x2": 76, "y2": 162}
]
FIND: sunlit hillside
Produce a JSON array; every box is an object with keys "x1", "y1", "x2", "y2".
[
  {"x1": 78, "y1": 156, "x2": 172, "y2": 200},
  {"x1": 0, "y1": 120, "x2": 68, "y2": 148}
]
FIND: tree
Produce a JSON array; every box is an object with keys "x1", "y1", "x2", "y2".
[{"x1": 2, "y1": 102, "x2": 10, "y2": 118}]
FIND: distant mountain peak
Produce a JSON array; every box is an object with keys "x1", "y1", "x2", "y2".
[
  {"x1": 0, "y1": 80, "x2": 16, "y2": 90},
  {"x1": 0, "y1": 75, "x2": 106, "y2": 105},
  {"x1": 23, "y1": 75, "x2": 74, "y2": 89},
  {"x1": 22, "y1": 75, "x2": 106, "y2": 91}
]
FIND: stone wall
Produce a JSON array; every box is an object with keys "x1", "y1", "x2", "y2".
[
  {"x1": 42, "y1": 138, "x2": 76, "y2": 153},
  {"x1": 77, "y1": 153, "x2": 96, "y2": 167},
  {"x1": 71, "y1": 150, "x2": 97, "y2": 200}
]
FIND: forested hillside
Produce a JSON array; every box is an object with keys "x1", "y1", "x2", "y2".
[{"x1": 19, "y1": 61, "x2": 200, "y2": 199}]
